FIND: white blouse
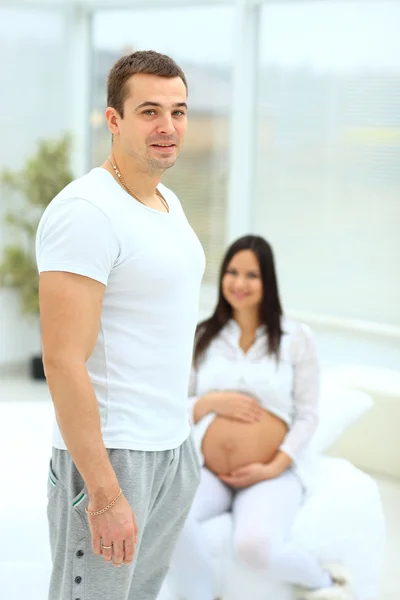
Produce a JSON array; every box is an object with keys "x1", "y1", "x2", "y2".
[{"x1": 188, "y1": 317, "x2": 320, "y2": 475}]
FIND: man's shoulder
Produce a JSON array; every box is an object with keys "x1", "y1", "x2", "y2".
[
  {"x1": 55, "y1": 168, "x2": 104, "y2": 203},
  {"x1": 48, "y1": 169, "x2": 116, "y2": 218},
  {"x1": 38, "y1": 170, "x2": 116, "y2": 235}
]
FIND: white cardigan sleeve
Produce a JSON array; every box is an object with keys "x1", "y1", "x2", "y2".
[{"x1": 279, "y1": 324, "x2": 320, "y2": 460}]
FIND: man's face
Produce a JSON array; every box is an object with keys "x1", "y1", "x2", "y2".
[{"x1": 109, "y1": 73, "x2": 188, "y2": 174}]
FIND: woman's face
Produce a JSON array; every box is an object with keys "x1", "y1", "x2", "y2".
[{"x1": 222, "y1": 250, "x2": 263, "y2": 312}]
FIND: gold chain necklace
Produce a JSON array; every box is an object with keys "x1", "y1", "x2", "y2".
[{"x1": 107, "y1": 155, "x2": 169, "y2": 213}]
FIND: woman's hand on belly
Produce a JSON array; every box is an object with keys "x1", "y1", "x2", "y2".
[
  {"x1": 212, "y1": 391, "x2": 264, "y2": 423},
  {"x1": 219, "y1": 462, "x2": 273, "y2": 488},
  {"x1": 193, "y1": 391, "x2": 262, "y2": 425},
  {"x1": 202, "y1": 410, "x2": 288, "y2": 476},
  {"x1": 219, "y1": 451, "x2": 293, "y2": 488}
]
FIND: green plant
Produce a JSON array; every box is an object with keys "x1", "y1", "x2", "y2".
[{"x1": 0, "y1": 134, "x2": 73, "y2": 316}]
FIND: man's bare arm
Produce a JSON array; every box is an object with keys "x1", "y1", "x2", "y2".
[{"x1": 40, "y1": 271, "x2": 119, "y2": 508}]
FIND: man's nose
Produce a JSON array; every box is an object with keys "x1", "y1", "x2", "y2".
[{"x1": 156, "y1": 115, "x2": 175, "y2": 136}]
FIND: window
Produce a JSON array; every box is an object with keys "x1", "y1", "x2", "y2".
[
  {"x1": 91, "y1": 7, "x2": 234, "y2": 284},
  {"x1": 0, "y1": 8, "x2": 67, "y2": 172},
  {"x1": 255, "y1": 1, "x2": 400, "y2": 326}
]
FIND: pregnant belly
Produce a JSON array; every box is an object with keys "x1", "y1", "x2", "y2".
[{"x1": 202, "y1": 409, "x2": 288, "y2": 476}]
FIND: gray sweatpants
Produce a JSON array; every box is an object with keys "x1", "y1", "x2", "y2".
[{"x1": 47, "y1": 435, "x2": 200, "y2": 600}]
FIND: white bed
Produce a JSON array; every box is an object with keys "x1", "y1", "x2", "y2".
[
  {"x1": 0, "y1": 376, "x2": 386, "y2": 600},
  {"x1": 160, "y1": 456, "x2": 385, "y2": 600},
  {"x1": 159, "y1": 377, "x2": 386, "y2": 600}
]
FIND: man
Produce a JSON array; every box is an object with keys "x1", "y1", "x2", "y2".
[{"x1": 36, "y1": 50, "x2": 205, "y2": 600}]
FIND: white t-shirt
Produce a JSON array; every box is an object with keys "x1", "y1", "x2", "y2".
[{"x1": 36, "y1": 167, "x2": 206, "y2": 451}]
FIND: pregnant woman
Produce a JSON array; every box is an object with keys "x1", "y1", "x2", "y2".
[{"x1": 168, "y1": 235, "x2": 352, "y2": 600}]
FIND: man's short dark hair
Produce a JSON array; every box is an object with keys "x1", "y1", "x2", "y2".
[{"x1": 107, "y1": 50, "x2": 187, "y2": 117}]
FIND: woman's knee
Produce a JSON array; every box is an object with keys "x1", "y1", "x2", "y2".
[{"x1": 233, "y1": 532, "x2": 273, "y2": 571}]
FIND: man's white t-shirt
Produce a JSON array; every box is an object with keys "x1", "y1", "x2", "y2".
[{"x1": 36, "y1": 167, "x2": 205, "y2": 452}]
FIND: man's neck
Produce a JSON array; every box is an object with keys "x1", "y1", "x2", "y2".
[{"x1": 102, "y1": 149, "x2": 162, "y2": 202}]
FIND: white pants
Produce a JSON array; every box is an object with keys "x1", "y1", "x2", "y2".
[{"x1": 168, "y1": 467, "x2": 331, "y2": 600}]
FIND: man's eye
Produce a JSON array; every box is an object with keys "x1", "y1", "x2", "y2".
[
  {"x1": 144, "y1": 110, "x2": 156, "y2": 116},
  {"x1": 174, "y1": 111, "x2": 186, "y2": 117}
]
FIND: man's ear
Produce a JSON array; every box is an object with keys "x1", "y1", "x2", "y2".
[{"x1": 105, "y1": 107, "x2": 121, "y2": 135}]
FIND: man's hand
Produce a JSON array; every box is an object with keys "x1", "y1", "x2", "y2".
[{"x1": 87, "y1": 494, "x2": 139, "y2": 567}]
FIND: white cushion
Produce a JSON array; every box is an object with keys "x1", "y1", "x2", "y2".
[
  {"x1": 326, "y1": 366, "x2": 400, "y2": 478},
  {"x1": 307, "y1": 374, "x2": 374, "y2": 455},
  {"x1": 331, "y1": 365, "x2": 400, "y2": 398}
]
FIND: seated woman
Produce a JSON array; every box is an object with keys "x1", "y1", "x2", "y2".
[{"x1": 168, "y1": 235, "x2": 353, "y2": 600}]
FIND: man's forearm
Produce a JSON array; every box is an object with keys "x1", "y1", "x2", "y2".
[{"x1": 45, "y1": 360, "x2": 119, "y2": 507}]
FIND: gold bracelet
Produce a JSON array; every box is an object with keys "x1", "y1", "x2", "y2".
[{"x1": 85, "y1": 488, "x2": 123, "y2": 517}]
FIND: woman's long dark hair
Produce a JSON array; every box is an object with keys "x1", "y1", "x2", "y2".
[{"x1": 194, "y1": 235, "x2": 283, "y2": 365}]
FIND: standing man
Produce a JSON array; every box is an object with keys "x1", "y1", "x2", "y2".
[{"x1": 36, "y1": 50, "x2": 205, "y2": 600}]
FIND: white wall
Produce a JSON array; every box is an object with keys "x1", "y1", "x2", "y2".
[{"x1": 0, "y1": 290, "x2": 40, "y2": 367}]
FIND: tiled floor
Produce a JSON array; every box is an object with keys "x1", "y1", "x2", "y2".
[{"x1": 0, "y1": 376, "x2": 399, "y2": 600}]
